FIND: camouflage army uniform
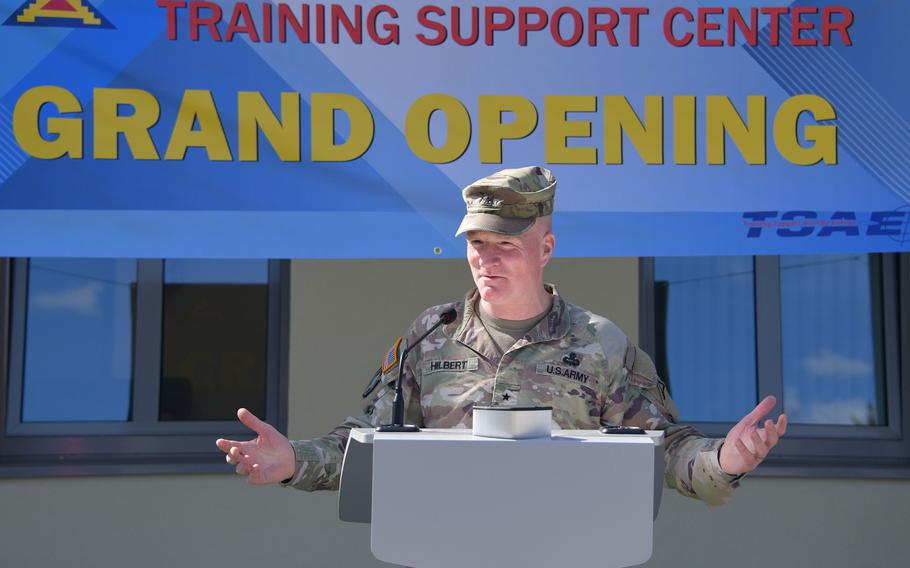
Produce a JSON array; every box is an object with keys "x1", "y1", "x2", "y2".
[{"x1": 282, "y1": 285, "x2": 742, "y2": 506}]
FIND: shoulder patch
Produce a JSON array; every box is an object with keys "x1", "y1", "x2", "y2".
[
  {"x1": 624, "y1": 344, "x2": 658, "y2": 388},
  {"x1": 381, "y1": 336, "x2": 403, "y2": 374}
]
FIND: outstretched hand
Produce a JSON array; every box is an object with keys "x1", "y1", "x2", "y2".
[
  {"x1": 216, "y1": 408, "x2": 296, "y2": 484},
  {"x1": 719, "y1": 395, "x2": 788, "y2": 476}
]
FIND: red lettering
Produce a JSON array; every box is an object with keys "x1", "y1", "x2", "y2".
[
  {"x1": 189, "y1": 1, "x2": 222, "y2": 42},
  {"x1": 621, "y1": 7, "x2": 648, "y2": 46},
  {"x1": 728, "y1": 7, "x2": 758, "y2": 47},
  {"x1": 485, "y1": 6, "x2": 515, "y2": 46},
  {"x1": 331, "y1": 4, "x2": 362, "y2": 44},
  {"x1": 278, "y1": 3, "x2": 308, "y2": 43},
  {"x1": 416, "y1": 5, "x2": 447, "y2": 45},
  {"x1": 791, "y1": 6, "x2": 818, "y2": 46},
  {"x1": 315, "y1": 4, "x2": 325, "y2": 44},
  {"x1": 587, "y1": 7, "x2": 618, "y2": 47},
  {"x1": 225, "y1": 2, "x2": 259, "y2": 42},
  {"x1": 697, "y1": 7, "x2": 723, "y2": 46},
  {"x1": 760, "y1": 7, "x2": 788, "y2": 46},
  {"x1": 517, "y1": 6, "x2": 547, "y2": 46},
  {"x1": 664, "y1": 7, "x2": 693, "y2": 47},
  {"x1": 452, "y1": 6, "x2": 479, "y2": 46},
  {"x1": 822, "y1": 6, "x2": 854, "y2": 46},
  {"x1": 156, "y1": 0, "x2": 185, "y2": 40},
  {"x1": 550, "y1": 7, "x2": 583, "y2": 47},
  {"x1": 367, "y1": 5, "x2": 399, "y2": 45},
  {"x1": 262, "y1": 2, "x2": 272, "y2": 42}
]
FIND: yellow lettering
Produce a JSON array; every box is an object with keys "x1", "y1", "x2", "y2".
[
  {"x1": 478, "y1": 95, "x2": 537, "y2": 164},
  {"x1": 165, "y1": 90, "x2": 232, "y2": 161},
  {"x1": 774, "y1": 95, "x2": 837, "y2": 165},
  {"x1": 13, "y1": 86, "x2": 83, "y2": 159},
  {"x1": 544, "y1": 95, "x2": 597, "y2": 164},
  {"x1": 706, "y1": 96, "x2": 766, "y2": 165},
  {"x1": 405, "y1": 94, "x2": 471, "y2": 163},
  {"x1": 673, "y1": 96, "x2": 695, "y2": 165},
  {"x1": 93, "y1": 88, "x2": 160, "y2": 160},
  {"x1": 238, "y1": 92, "x2": 300, "y2": 162},
  {"x1": 310, "y1": 93, "x2": 373, "y2": 162},
  {"x1": 603, "y1": 96, "x2": 663, "y2": 165}
]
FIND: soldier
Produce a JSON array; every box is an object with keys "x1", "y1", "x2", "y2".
[{"x1": 217, "y1": 166, "x2": 787, "y2": 506}]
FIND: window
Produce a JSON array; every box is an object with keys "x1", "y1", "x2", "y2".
[
  {"x1": 0, "y1": 258, "x2": 289, "y2": 477},
  {"x1": 641, "y1": 253, "x2": 910, "y2": 477}
]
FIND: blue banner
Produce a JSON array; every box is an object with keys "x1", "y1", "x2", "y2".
[{"x1": 1, "y1": 0, "x2": 908, "y2": 258}]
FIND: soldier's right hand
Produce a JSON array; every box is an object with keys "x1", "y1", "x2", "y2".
[{"x1": 216, "y1": 408, "x2": 296, "y2": 484}]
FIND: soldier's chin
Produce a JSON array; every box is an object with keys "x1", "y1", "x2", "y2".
[{"x1": 477, "y1": 284, "x2": 508, "y2": 303}]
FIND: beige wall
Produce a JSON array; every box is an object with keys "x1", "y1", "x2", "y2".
[
  {"x1": 1, "y1": 258, "x2": 908, "y2": 567},
  {"x1": 288, "y1": 256, "x2": 639, "y2": 439}
]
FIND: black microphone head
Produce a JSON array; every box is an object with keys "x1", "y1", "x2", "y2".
[{"x1": 439, "y1": 308, "x2": 458, "y2": 324}]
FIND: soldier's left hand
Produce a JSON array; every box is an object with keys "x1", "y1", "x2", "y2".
[{"x1": 719, "y1": 395, "x2": 788, "y2": 476}]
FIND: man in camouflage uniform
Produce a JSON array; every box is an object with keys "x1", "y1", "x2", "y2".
[{"x1": 217, "y1": 166, "x2": 787, "y2": 507}]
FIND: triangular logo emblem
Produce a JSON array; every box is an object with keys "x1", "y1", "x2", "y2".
[{"x1": 3, "y1": 0, "x2": 114, "y2": 29}]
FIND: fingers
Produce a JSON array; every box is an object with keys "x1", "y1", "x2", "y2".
[
  {"x1": 776, "y1": 413, "x2": 789, "y2": 436},
  {"x1": 762, "y1": 419, "x2": 778, "y2": 447},
  {"x1": 238, "y1": 408, "x2": 270, "y2": 436},
  {"x1": 227, "y1": 448, "x2": 257, "y2": 477},
  {"x1": 216, "y1": 438, "x2": 241, "y2": 454},
  {"x1": 744, "y1": 395, "x2": 778, "y2": 424},
  {"x1": 223, "y1": 446, "x2": 243, "y2": 465},
  {"x1": 750, "y1": 428, "x2": 770, "y2": 460}
]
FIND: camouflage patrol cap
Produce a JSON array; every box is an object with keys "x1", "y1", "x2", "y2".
[{"x1": 455, "y1": 166, "x2": 556, "y2": 236}]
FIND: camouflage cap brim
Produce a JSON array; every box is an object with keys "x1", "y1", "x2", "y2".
[{"x1": 454, "y1": 212, "x2": 536, "y2": 237}]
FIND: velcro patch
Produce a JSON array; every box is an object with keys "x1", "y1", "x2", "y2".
[
  {"x1": 536, "y1": 362, "x2": 595, "y2": 385},
  {"x1": 362, "y1": 368, "x2": 383, "y2": 398},
  {"x1": 381, "y1": 337, "x2": 403, "y2": 373},
  {"x1": 423, "y1": 357, "x2": 479, "y2": 374}
]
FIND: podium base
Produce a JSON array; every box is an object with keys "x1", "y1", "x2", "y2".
[{"x1": 376, "y1": 424, "x2": 421, "y2": 432}]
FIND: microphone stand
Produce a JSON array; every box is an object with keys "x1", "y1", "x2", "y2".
[{"x1": 378, "y1": 308, "x2": 456, "y2": 433}]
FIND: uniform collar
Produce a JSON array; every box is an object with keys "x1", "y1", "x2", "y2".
[{"x1": 450, "y1": 284, "x2": 571, "y2": 361}]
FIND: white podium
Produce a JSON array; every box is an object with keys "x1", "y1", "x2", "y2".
[{"x1": 339, "y1": 428, "x2": 664, "y2": 568}]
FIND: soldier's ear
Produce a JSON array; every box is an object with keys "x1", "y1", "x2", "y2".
[{"x1": 540, "y1": 231, "x2": 555, "y2": 266}]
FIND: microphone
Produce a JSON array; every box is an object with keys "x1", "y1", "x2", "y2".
[{"x1": 377, "y1": 308, "x2": 457, "y2": 433}]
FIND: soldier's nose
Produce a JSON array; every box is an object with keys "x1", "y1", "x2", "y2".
[{"x1": 481, "y1": 253, "x2": 501, "y2": 267}]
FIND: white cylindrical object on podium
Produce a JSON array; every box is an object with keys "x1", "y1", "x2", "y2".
[{"x1": 472, "y1": 405, "x2": 552, "y2": 439}]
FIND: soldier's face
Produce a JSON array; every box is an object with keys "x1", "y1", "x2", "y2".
[{"x1": 465, "y1": 221, "x2": 554, "y2": 306}]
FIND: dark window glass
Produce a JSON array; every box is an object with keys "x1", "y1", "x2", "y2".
[
  {"x1": 780, "y1": 254, "x2": 886, "y2": 426},
  {"x1": 22, "y1": 259, "x2": 136, "y2": 422},
  {"x1": 654, "y1": 256, "x2": 757, "y2": 422},
  {"x1": 160, "y1": 260, "x2": 269, "y2": 421}
]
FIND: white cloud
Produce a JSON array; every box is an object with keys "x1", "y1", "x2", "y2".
[
  {"x1": 802, "y1": 349, "x2": 872, "y2": 379},
  {"x1": 31, "y1": 283, "x2": 103, "y2": 315},
  {"x1": 806, "y1": 398, "x2": 877, "y2": 425}
]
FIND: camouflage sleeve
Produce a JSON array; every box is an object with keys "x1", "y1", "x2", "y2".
[
  {"x1": 602, "y1": 342, "x2": 742, "y2": 507},
  {"x1": 280, "y1": 338, "x2": 423, "y2": 492}
]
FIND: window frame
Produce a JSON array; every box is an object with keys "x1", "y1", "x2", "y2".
[
  {"x1": 0, "y1": 258, "x2": 290, "y2": 477},
  {"x1": 640, "y1": 253, "x2": 910, "y2": 478}
]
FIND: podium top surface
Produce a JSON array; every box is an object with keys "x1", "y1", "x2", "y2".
[{"x1": 350, "y1": 427, "x2": 664, "y2": 445}]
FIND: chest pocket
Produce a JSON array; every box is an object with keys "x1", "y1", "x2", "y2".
[
  {"x1": 420, "y1": 356, "x2": 486, "y2": 397},
  {"x1": 420, "y1": 356, "x2": 491, "y2": 427},
  {"x1": 529, "y1": 359, "x2": 602, "y2": 428}
]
